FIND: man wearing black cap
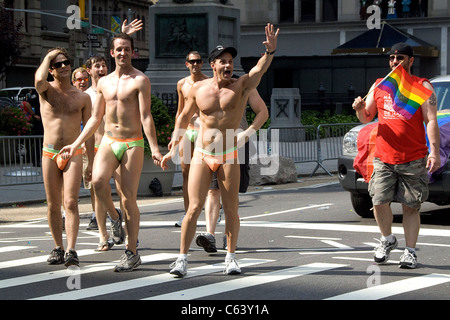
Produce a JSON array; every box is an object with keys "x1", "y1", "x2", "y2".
[
  {"x1": 162, "y1": 23, "x2": 279, "y2": 277},
  {"x1": 352, "y1": 42, "x2": 440, "y2": 269}
]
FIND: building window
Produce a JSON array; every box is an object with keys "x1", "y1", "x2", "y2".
[
  {"x1": 280, "y1": 0, "x2": 295, "y2": 23},
  {"x1": 301, "y1": 0, "x2": 315, "y2": 22},
  {"x1": 323, "y1": 0, "x2": 337, "y2": 22}
]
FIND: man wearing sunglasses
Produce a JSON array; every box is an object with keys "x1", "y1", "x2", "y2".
[
  {"x1": 352, "y1": 42, "x2": 440, "y2": 269},
  {"x1": 35, "y1": 47, "x2": 95, "y2": 268},
  {"x1": 72, "y1": 67, "x2": 90, "y2": 92},
  {"x1": 173, "y1": 51, "x2": 209, "y2": 227}
]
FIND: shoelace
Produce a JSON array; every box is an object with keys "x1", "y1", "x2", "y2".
[{"x1": 223, "y1": 259, "x2": 240, "y2": 274}]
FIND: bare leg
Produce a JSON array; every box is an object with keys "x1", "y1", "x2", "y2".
[
  {"x1": 402, "y1": 204, "x2": 420, "y2": 248},
  {"x1": 205, "y1": 189, "x2": 221, "y2": 235},
  {"x1": 373, "y1": 202, "x2": 393, "y2": 237},
  {"x1": 180, "y1": 163, "x2": 213, "y2": 254}
]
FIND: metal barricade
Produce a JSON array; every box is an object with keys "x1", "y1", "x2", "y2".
[
  {"x1": 0, "y1": 135, "x2": 43, "y2": 186},
  {"x1": 313, "y1": 123, "x2": 359, "y2": 176}
]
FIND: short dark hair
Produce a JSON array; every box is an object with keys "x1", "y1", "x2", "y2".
[
  {"x1": 110, "y1": 33, "x2": 134, "y2": 51},
  {"x1": 186, "y1": 51, "x2": 201, "y2": 61},
  {"x1": 85, "y1": 55, "x2": 107, "y2": 69},
  {"x1": 47, "y1": 47, "x2": 70, "y2": 61}
]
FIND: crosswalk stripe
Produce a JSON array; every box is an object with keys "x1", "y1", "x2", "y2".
[
  {"x1": 0, "y1": 249, "x2": 101, "y2": 270},
  {"x1": 0, "y1": 246, "x2": 36, "y2": 253},
  {"x1": 30, "y1": 258, "x2": 273, "y2": 300},
  {"x1": 0, "y1": 253, "x2": 179, "y2": 290},
  {"x1": 326, "y1": 273, "x2": 450, "y2": 300},
  {"x1": 144, "y1": 262, "x2": 347, "y2": 300}
]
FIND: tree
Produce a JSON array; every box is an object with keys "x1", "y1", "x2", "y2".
[{"x1": 0, "y1": 4, "x2": 23, "y2": 80}]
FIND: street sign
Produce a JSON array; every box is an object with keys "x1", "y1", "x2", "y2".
[
  {"x1": 82, "y1": 41, "x2": 101, "y2": 48},
  {"x1": 87, "y1": 34, "x2": 98, "y2": 40}
]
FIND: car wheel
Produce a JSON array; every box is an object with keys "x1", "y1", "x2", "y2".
[{"x1": 350, "y1": 193, "x2": 374, "y2": 218}]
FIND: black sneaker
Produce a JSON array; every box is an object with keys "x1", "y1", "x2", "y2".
[
  {"x1": 64, "y1": 249, "x2": 79, "y2": 267},
  {"x1": 86, "y1": 217, "x2": 98, "y2": 230},
  {"x1": 47, "y1": 247, "x2": 65, "y2": 265},
  {"x1": 196, "y1": 233, "x2": 217, "y2": 253}
]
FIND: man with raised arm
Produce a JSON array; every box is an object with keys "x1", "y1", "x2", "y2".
[{"x1": 161, "y1": 23, "x2": 279, "y2": 277}]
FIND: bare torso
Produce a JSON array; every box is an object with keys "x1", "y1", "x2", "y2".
[
  {"x1": 98, "y1": 68, "x2": 146, "y2": 139},
  {"x1": 40, "y1": 82, "x2": 90, "y2": 149},
  {"x1": 194, "y1": 77, "x2": 248, "y2": 151}
]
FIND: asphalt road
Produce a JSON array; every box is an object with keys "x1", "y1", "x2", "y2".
[{"x1": 1, "y1": 177, "x2": 450, "y2": 309}]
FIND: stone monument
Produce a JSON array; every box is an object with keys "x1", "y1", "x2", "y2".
[{"x1": 145, "y1": 0, "x2": 242, "y2": 96}]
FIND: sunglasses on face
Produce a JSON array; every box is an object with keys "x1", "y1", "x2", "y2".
[
  {"x1": 389, "y1": 55, "x2": 406, "y2": 61},
  {"x1": 52, "y1": 59, "x2": 71, "y2": 69},
  {"x1": 75, "y1": 77, "x2": 89, "y2": 82},
  {"x1": 187, "y1": 59, "x2": 203, "y2": 65}
]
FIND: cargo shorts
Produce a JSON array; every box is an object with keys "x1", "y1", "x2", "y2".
[{"x1": 368, "y1": 157, "x2": 429, "y2": 210}]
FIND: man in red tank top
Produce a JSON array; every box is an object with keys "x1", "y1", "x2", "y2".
[{"x1": 352, "y1": 42, "x2": 440, "y2": 269}]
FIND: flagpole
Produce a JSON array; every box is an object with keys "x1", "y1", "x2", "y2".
[{"x1": 362, "y1": 61, "x2": 404, "y2": 101}]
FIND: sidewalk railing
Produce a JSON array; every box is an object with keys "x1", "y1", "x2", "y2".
[
  {"x1": 0, "y1": 122, "x2": 359, "y2": 185},
  {"x1": 0, "y1": 135, "x2": 43, "y2": 186},
  {"x1": 268, "y1": 123, "x2": 359, "y2": 176}
]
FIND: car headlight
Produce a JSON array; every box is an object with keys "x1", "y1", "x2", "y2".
[{"x1": 342, "y1": 131, "x2": 359, "y2": 155}]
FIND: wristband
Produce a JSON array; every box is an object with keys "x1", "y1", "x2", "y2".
[{"x1": 265, "y1": 49, "x2": 276, "y2": 55}]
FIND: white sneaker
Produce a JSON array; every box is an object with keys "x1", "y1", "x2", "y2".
[
  {"x1": 224, "y1": 258, "x2": 241, "y2": 275},
  {"x1": 399, "y1": 249, "x2": 418, "y2": 269},
  {"x1": 169, "y1": 258, "x2": 187, "y2": 277}
]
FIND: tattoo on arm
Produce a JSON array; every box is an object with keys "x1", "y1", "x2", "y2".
[{"x1": 428, "y1": 93, "x2": 437, "y2": 107}]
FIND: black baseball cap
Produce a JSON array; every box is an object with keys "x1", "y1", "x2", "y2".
[
  {"x1": 389, "y1": 42, "x2": 414, "y2": 57},
  {"x1": 208, "y1": 45, "x2": 238, "y2": 63}
]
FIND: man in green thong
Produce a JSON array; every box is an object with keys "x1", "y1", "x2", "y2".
[
  {"x1": 173, "y1": 51, "x2": 209, "y2": 227},
  {"x1": 100, "y1": 135, "x2": 144, "y2": 162},
  {"x1": 61, "y1": 33, "x2": 162, "y2": 272}
]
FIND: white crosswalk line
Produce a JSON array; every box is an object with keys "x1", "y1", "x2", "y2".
[
  {"x1": 0, "y1": 246, "x2": 37, "y2": 253},
  {"x1": 144, "y1": 262, "x2": 347, "y2": 300},
  {"x1": 0, "y1": 253, "x2": 179, "y2": 290},
  {"x1": 0, "y1": 249, "x2": 101, "y2": 270},
  {"x1": 326, "y1": 273, "x2": 450, "y2": 300},
  {"x1": 30, "y1": 258, "x2": 273, "y2": 300}
]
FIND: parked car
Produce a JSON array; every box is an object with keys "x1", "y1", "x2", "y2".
[
  {"x1": 0, "y1": 87, "x2": 37, "y2": 102},
  {"x1": 338, "y1": 75, "x2": 450, "y2": 218}
]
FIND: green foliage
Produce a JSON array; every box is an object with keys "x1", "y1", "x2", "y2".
[
  {"x1": 0, "y1": 106, "x2": 32, "y2": 136},
  {"x1": 144, "y1": 95, "x2": 175, "y2": 154},
  {"x1": 301, "y1": 109, "x2": 359, "y2": 126}
]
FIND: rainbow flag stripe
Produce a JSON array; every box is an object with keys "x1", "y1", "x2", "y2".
[{"x1": 378, "y1": 64, "x2": 433, "y2": 120}]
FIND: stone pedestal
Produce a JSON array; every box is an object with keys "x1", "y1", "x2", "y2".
[{"x1": 145, "y1": 0, "x2": 242, "y2": 96}]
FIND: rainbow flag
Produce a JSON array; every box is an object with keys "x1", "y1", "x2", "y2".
[{"x1": 378, "y1": 63, "x2": 433, "y2": 120}]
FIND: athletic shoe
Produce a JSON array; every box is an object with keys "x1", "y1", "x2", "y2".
[
  {"x1": 373, "y1": 236, "x2": 398, "y2": 264},
  {"x1": 217, "y1": 205, "x2": 223, "y2": 224},
  {"x1": 224, "y1": 258, "x2": 241, "y2": 275},
  {"x1": 86, "y1": 217, "x2": 98, "y2": 230},
  {"x1": 64, "y1": 249, "x2": 79, "y2": 267},
  {"x1": 399, "y1": 249, "x2": 418, "y2": 269},
  {"x1": 47, "y1": 247, "x2": 65, "y2": 265},
  {"x1": 113, "y1": 250, "x2": 141, "y2": 272},
  {"x1": 196, "y1": 233, "x2": 217, "y2": 253},
  {"x1": 175, "y1": 215, "x2": 184, "y2": 227},
  {"x1": 169, "y1": 258, "x2": 188, "y2": 277},
  {"x1": 110, "y1": 208, "x2": 125, "y2": 244}
]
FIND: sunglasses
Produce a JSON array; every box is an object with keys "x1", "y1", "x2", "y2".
[
  {"x1": 389, "y1": 55, "x2": 406, "y2": 61},
  {"x1": 75, "y1": 77, "x2": 89, "y2": 82},
  {"x1": 52, "y1": 59, "x2": 71, "y2": 69},
  {"x1": 187, "y1": 59, "x2": 203, "y2": 65}
]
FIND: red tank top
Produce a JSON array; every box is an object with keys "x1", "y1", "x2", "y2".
[{"x1": 373, "y1": 76, "x2": 429, "y2": 164}]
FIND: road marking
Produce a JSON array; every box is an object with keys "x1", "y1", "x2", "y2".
[
  {"x1": 0, "y1": 249, "x2": 101, "y2": 270},
  {"x1": 326, "y1": 273, "x2": 450, "y2": 300},
  {"x1": 240, "y1": 204, "x2": 334, "y2": 220},
  {"x1": 144, "y1": 263, "x2": 347, "y2": 300},
  {"x1": 31, "y1": 258, "x2": 273, "y2": 300},
  {"x1": 285, "y1": 235, "x2": 342, "y2": 241},
  {"x1": 0, "y1": 253, "x2": 178, "y2": 290},
  {"x1": 0, "y1": 246, "x2": 36, "y2": 253}
]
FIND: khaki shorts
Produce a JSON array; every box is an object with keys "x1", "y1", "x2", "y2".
[
  {"x1": 368, "y1": 157, "x2": 429, "y2": 209},
  {"x1": 82, "y1": 153, "x2": 91, "y2": 189}
]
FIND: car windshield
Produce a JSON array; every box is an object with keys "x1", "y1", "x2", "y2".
[
  {"x1": 432, "y1": 81, "x2": 450, "y2": 111},
  {"x1": 0, "y1": 89, "x2": 20, "y2": 99}
]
